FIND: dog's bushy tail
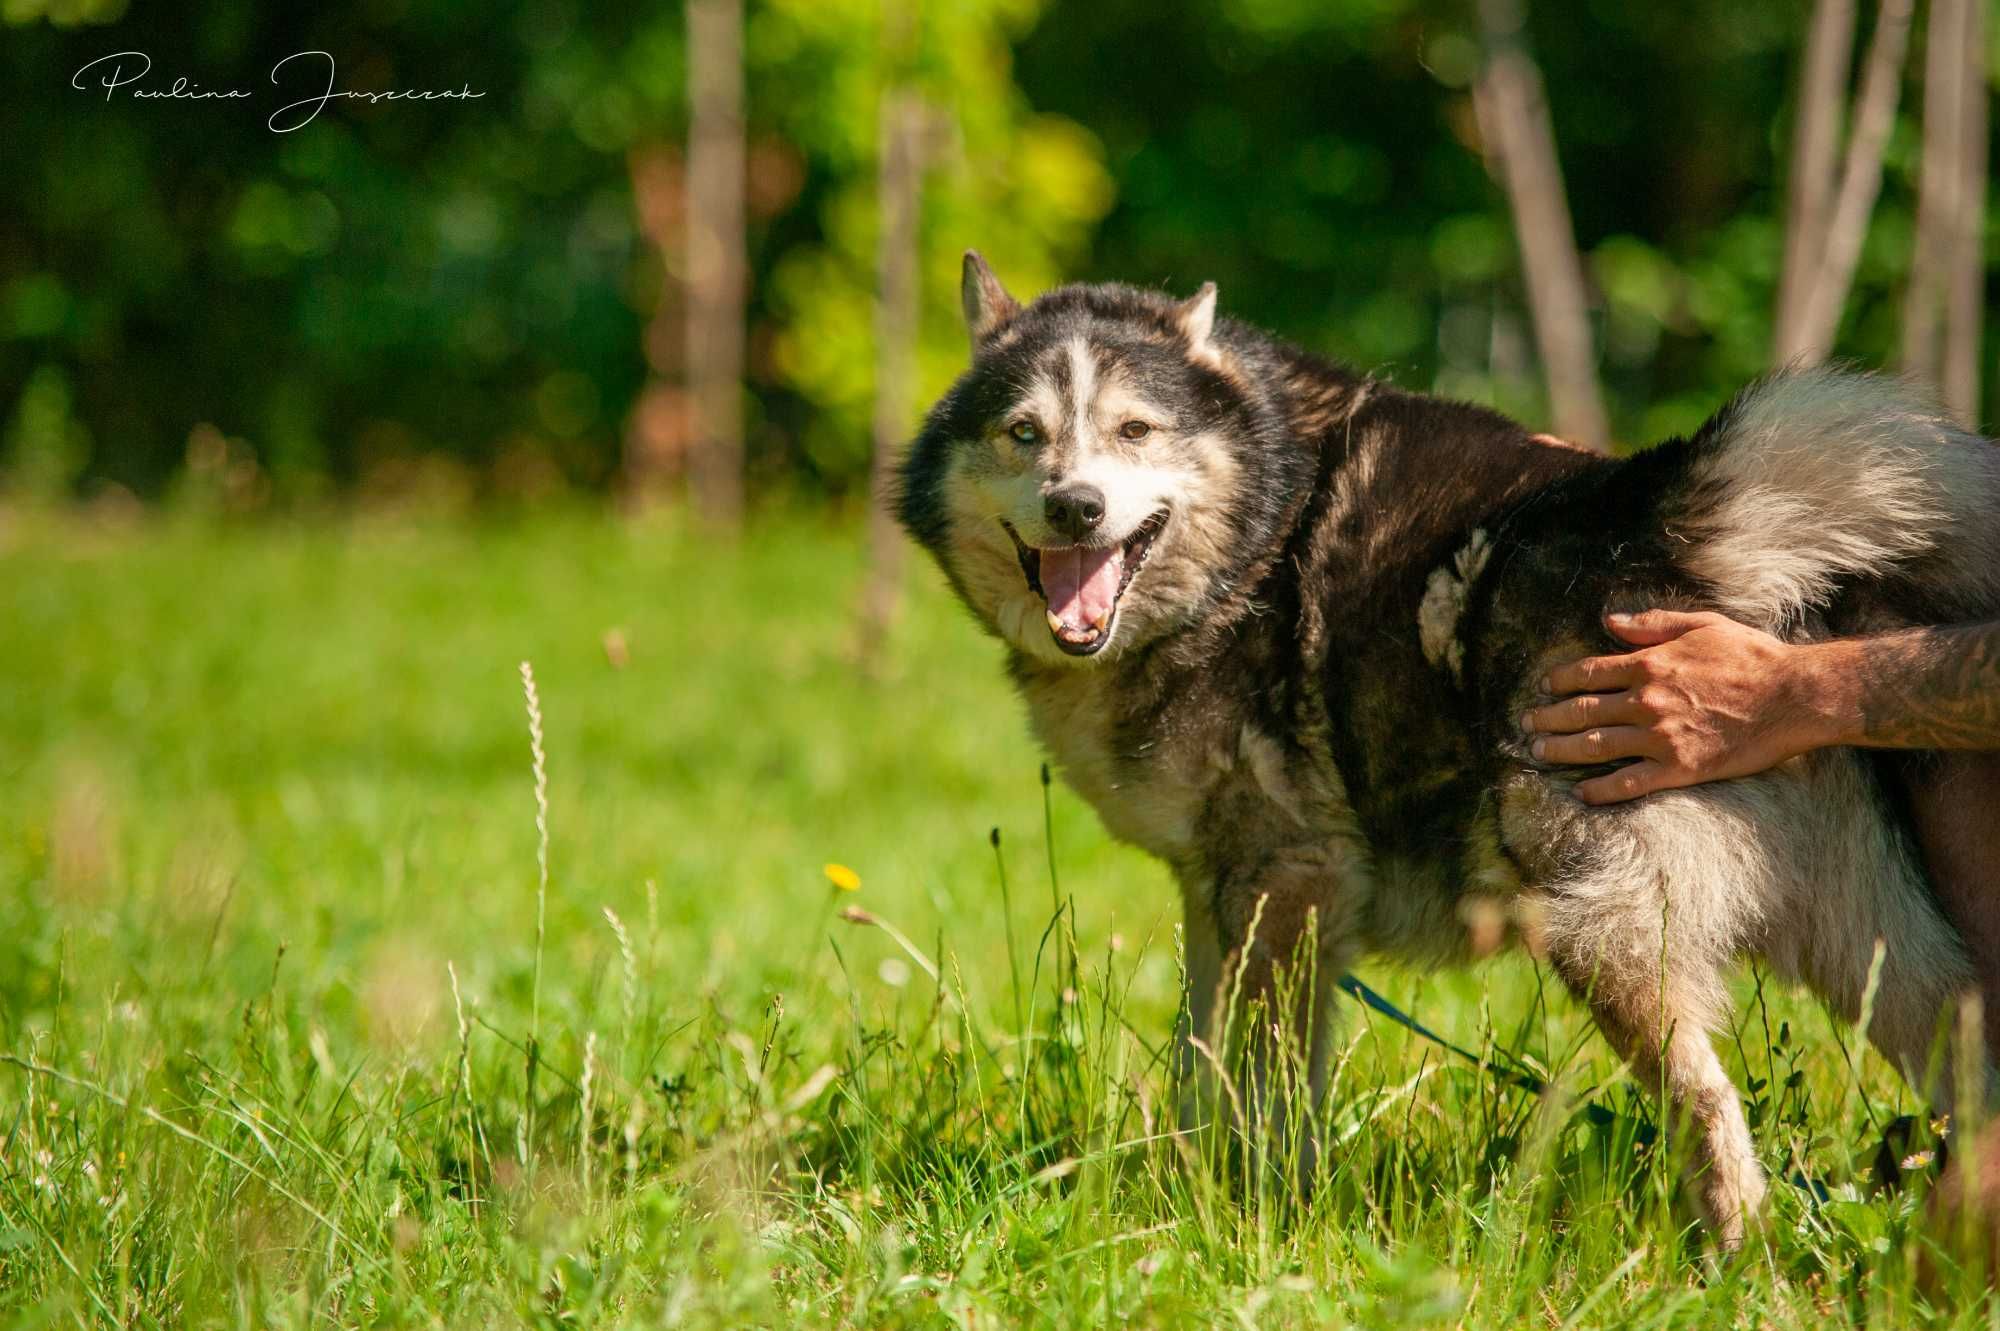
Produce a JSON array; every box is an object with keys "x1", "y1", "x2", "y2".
[{"x1": 1668, "y1": 367, "x2": 2000, "y2": 631}]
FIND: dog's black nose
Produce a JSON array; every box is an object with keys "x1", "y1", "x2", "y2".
[{"x1": 1044, "y1": 484, "x2": 1106, "y2": 541}]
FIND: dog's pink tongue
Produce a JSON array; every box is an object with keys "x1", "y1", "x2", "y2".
[{"x1": 1041, "y1": 545, "x2": 1123, "y2": 638}]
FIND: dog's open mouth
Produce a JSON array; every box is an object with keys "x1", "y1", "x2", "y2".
[{"x1": 1003, "y1": 509, "x2": 1168, "y2": 656}]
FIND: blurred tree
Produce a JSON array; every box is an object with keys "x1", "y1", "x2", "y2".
[
  {"x1": 1784, "y1": 0, "x2": 1856, "y2": 359},
  {"x1": 1474, "y1": 0, "x2": 1608, "y2": 450},
  {"x1": 1776, "y1": 0, "x2": 1914, "y2": 366},
  {"x1": 624, "y1": 143, "x2": 692, "y2": 500},
  {"x1": 1903, "y1": 0, "x2": 1988, "y2": 425},
  {"x1": 857, "y1": 27, "x2": 929, "y2": 666},
  {"x1": 1777, "y1": 0, "x2": 1857, "y2": 362},
  {"x1": 683, "y1": 0, "x2": 747, "y2": 526},
  {"x1": 2, "y1": 3, "x2": 682, "y2": 500},
  {"x1": 1940, "y1": 0, "x2": 1988, "y2": 424}
]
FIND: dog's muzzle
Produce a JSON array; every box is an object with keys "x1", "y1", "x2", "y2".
[{"x1": 1002, "y1": 508, "x2": 1168, "y2": 656}]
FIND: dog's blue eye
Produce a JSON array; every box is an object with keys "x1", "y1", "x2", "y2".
[{"x1": 1009, "y1": 420, "x2": 1038, "y2": 444}]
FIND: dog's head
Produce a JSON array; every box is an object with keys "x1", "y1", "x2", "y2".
[{"x1": 899, "y1": 253, "x2": 1308, "y2": 666}]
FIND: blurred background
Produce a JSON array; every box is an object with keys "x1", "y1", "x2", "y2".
[{"x1": 4, "y1": 0, "x2": 1993, "y2": 519}]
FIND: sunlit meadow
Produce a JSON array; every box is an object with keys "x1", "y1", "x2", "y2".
[{"x1": 0, "y1": 506, "x2": 1992, "y2": 1328}]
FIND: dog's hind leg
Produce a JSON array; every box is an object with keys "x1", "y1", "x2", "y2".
[
  {"x1": 1517, "y1": 751, "x2": 1991, "y2": 1244},
  {"x1": 1504, "y1": 773, "x2": 1802, "y2": 1246},
  {"x1": 1522, "y1": 849, "x2": 1767, "y2": 1245},
  {"x1": 1550, "y1": 940, "x2": 1766, "y2": 1247}
]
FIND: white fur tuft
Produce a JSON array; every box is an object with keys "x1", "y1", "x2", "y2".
[
  {"x1": 1417, "y1": 527, "x2": 1491, "y2": 682},
  {"x1": 1675, "y1": 368, "x2": 2000, "y2": 629}
]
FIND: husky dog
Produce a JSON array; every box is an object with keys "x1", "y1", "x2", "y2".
[{"x1": 898, "y1": 253, "x2": 2000, "y2": 1245}]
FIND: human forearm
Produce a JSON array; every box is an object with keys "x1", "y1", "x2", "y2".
[{"x1": 1796, "y1": 621, "x2": 2000, "y2": 751}]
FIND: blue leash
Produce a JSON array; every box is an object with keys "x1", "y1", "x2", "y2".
[{"x1": 1336, "y1": 972, "x2": 1829, "y2": 1201}]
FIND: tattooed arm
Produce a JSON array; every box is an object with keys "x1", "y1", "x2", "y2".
[
  {"x1": 1822, "y1": 620, "x2": 2000, "y2": 750},
  {"x1": 1520, "y1": 611, "x2": 2000, "y2": 805}
]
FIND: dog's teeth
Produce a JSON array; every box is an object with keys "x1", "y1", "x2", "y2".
[
  {"x1": 1089, "y1": 610, "x2": 1109, "y2": 632},
  {"x1": 1047, "y1": 611, "x2": 1065, "y2": 635}
]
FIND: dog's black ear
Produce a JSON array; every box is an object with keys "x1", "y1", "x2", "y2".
[
  {"x1": 1177, "y1": 281, "x2": 1218, "y2": 355},
  {"x1": 961, "y1": 250, "x2": 1019, "y2": 351}
]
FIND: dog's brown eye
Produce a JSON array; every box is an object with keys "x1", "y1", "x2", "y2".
[
  {"x1": 1120, "y1": 420, "x2": 1151, "y2": 441},
  {"x1": 1009, "y1": 419, "x2": 1038, "y2": 444}
]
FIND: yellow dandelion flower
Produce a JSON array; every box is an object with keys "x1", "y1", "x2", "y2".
[{"x1": 823, "y1": 862, "x2": 861, "y2": 892}]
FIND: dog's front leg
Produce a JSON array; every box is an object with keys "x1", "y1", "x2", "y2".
[
  {"x1": 1175, "y1": 882, "x2": 1225, "y2": 1139},
  {"x1": 1177, "y1": 852, "x2": 1358, "y2": 1184}
]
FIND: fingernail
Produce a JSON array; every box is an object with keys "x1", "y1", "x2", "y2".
[
  {"x1": 1518, "y1": 711, "x2": 1534, "y2": 734},
  {"x1": 1606, "y1": 612, "x2": 1631, "y2": 624},
  {"x1": 1530, "y1": 738, "x2": 1546, "y2": 760},
  {"x1": 1537, "y1": 676, "x2": 1551, "y2": 694}
]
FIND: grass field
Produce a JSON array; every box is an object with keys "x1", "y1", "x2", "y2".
[{"x1": 0, "y1": 505, "x2": 1993, "y2": 1328}]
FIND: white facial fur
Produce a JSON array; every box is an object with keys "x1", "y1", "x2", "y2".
[{"x1": 938, "y1": 335, "x2": 1241, "y2": 665}]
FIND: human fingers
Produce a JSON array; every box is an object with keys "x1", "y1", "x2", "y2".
[
  {"x1": 1528, "y1": 725, "x2": 1656, "y2": 767},
  {"x1": 1542, "y1": 653, "x2": 1644, "y2": 696},
  {"x1": 1603, "y1": 609, "x2": 1729, "y2": 647},
  {"x1": 1574, "y1": 759, "x2": 1685, "y2": 804},
  {"x1": 1521, "y1": 690, "x2": 1646, "y2": 736}
]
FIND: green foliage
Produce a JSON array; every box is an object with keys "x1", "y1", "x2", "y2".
[
  {"x1": 1011, "y1": 0, "x2": 1995, "y2": 443},
  {"x1": 0, "y1": 0, "x2": 1107, "y2": 502},
  {"x1": 6, "y1": 0, "x2": 1997, "y2": 500},
  {"x1": 1, "y1": 512, "x2": 1994, "y2": 1325},
  {"x1": 750, "y1": 0, "x2": 1110, "y2": 483}
]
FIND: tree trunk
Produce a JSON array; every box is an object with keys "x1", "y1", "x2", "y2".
[
  {"x1": 1474, "y1": 0, "x2": 1610, "y2": 452},
  {"x1": 1786, "y1": 0, "x2": 1915, "y2": 366},
  {"x1": 1902, "y1": 0, "x2": 1958, "y2": 386},
  {"x1": 684, "y1": 0, "x2": 747, "y2": 528},
  {"x1": 1941, "y1": 0, "x2": 1987, "y2": 427},
  {"x1": 1776, "y1": 0, "x2": 1857, "y2": 361},
  {"x1": 623, "y1": 144, "x2": 690, "y2": 503},
  {"x1": 858, "y1": 90, "x2": 926, "y2": 668},
  {"x1": 1902, "y1": 0, "x2": 1986, "y2": 428}
]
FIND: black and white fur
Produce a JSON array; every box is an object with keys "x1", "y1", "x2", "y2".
[{"x1": 898, "y1": 254, "x2": 2000, "y2": 1245}]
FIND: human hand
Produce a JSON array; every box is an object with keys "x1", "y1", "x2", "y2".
[{"x1": 1520, "y1": 610, "x2": 1842, "y2": 804}]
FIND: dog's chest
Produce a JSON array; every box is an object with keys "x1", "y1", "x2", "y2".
[{"x1": 1020, "y1": 667, "x2": 1333, "y2": 871}]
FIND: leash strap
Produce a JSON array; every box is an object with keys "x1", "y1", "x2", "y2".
[{"x1": 1336, "y1": 972, "x2": 1828, "y2": 1201}]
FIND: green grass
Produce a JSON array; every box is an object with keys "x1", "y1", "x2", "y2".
[{"x1": 0, "y1": 505, "x2": 1992, "y2": 1328}]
